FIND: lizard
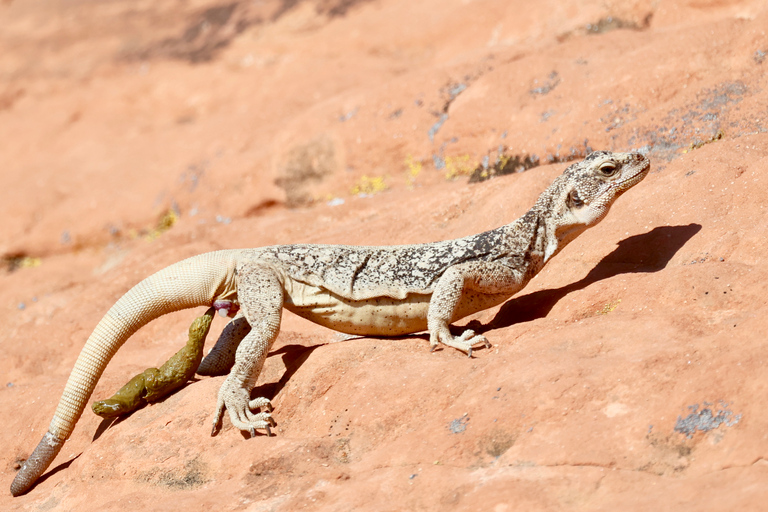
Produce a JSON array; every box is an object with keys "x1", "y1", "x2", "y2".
[{"x1": 10, "y1": 150, "x2": 650, "y2": 496}]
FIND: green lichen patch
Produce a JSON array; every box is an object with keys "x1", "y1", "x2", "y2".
[
  {"x1": 585, "y1": 15, "x2": 652, "y2": 35},
  {"x1": 682, "y1": 129, "x2": 724, "y2": 153},
  {"x1": 351, "y1": 175, "x2": 388, "y2": 196},
  {"x1": 469, "y1": 153, "x2": 540, "y2": 183},
  {"x1": 3, "y1": 254, "x2": 41, "y2": 272},
  {"x1": 597, "y1": 299, "x2": 621, "y2": 315},
  {"x1": 469, "y1": 144, "x2": 588, "y2": 183},
  {"x1": 145, "y1": 208, "x2": 179, "y2": 240},
  {"x1": 443, "y1": 155, "x2": 475, "y2": 180},
  {"x1": 404, "y1": 155, "x2": 422, "y2": 188}
]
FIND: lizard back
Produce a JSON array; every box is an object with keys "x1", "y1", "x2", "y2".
[{"x1": 246, "y1": 227, "x2": 517, "y2": 301}]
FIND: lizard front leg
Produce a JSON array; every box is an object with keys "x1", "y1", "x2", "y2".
[
  {"x1": 427, "y1": 261, "x2": 523, "y2": 356},
  {"x1": 212, "y1": 264, "x2": 282, "y2": 437}
]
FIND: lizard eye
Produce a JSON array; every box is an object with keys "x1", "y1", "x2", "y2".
[
  {"x1": 599, "y1": 161, "x2": 619, "y2": 176},
  {"x1": 569, "y1": 189, "x2": 584, "y2": 208}
]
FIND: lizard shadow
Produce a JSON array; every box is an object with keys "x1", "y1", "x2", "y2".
[
  {"x1": 30, "y1": 455, "x2": 80, "y2": 490},
  {"x1": 235, "y1": 343, "x2": 321, "y2": 438},
  {"x1": 251, "y1": 343, "x2": 321, "y2": 401},
  {"x1": 92, "y1": 375, "x2": 206, "y2": 441},
  {"x1": 478, "y1": 223, "x2": 702, "y2": 333}
]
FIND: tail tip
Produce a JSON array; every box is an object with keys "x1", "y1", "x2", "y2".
[{"x1": 9, "y1": 431, "x2": 65, "y2": 497}]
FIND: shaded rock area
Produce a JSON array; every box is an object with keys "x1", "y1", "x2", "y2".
[{"x1": 2, "y1": 0, "x2": 768, "y2": 510}]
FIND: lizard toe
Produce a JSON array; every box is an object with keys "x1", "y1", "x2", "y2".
[
  {"x1": 459, "y1": 330, "x2": 489, "y2": 350},
  {"x1": 434, "y1": 329, "x2": 490, "y2": 356},
  {"x1": 215, "y1": 382, "x2": 276, "y2": 437},
  {"x1": 245, "y1": 409, "x2": 273, "y2": 423},
  {"x1": 249, "y1": 397, "x2": 273, "y2": 412},
  {"x1": 231, "y1": 414, "x2": 275, "y2": 436}
]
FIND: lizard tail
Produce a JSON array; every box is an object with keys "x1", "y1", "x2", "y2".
[{"x1": 10, "y1": 250, "x2": 240, "y2": 496}]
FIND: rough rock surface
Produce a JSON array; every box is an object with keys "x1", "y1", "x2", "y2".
[{"x1": 2, "y1": 0, "x2": 768, "y2": 510}]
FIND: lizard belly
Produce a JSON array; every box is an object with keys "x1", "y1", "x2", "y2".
[
  {"x1": 451, "y1": 290, "x2": 514, "y2": 322},
  {"x1": 283, "y1": 280, "x2": 514, "y2": 337},
  {"x1": 283, "y1": 280, "x2": 431, "y2": 336}
]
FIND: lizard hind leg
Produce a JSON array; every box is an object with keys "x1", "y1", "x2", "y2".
[
  {"x1": 197, "y1": 311, "x2": 251, "y2": 376},
  {"x1": 212, "y1": 264, "x2": 282, "y2": 437}
]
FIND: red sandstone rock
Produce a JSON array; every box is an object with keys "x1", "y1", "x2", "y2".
[{"x1": 2, "y1": 1, "x2": 768, "y2": 510}]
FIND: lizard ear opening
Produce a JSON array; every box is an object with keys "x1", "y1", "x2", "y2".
[{"x1": 568, "y1": 189, "x2": 584, "y2": 208}]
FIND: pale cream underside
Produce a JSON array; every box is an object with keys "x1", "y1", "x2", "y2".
[{"x1": 283, "y1": 278, "x2": 513, "y2": 336}]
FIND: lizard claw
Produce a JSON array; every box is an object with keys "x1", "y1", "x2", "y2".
[{"x1": 211, "y1": 398, "x2": 225, "y2": 436}]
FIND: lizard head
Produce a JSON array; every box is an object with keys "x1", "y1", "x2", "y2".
[
  {"x1": 537, "y1": 151, "x2": 650, "y2": 261},
  {"x1": 563, "y1": 150, "x2": 650, "y2": 225}
]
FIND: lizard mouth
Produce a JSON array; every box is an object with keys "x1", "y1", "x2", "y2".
[
  {"x1": 593, "y1": 155, "x2": 650, "y2": 205},
  {"x1": 613, "y1": 155, "x2": 651, "y2": 192}
]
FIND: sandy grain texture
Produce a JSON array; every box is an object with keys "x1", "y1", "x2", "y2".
[{"x1": 2, "y1": 0, "x2": 768, "y2": 510}]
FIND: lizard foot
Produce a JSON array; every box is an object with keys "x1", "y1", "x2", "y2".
[
  {"x1": 212, "y1": 387, "x2": 275, "y2": 437},
  {"x1": 430, "y1": 329, "x2": 491, "y2": 357}
]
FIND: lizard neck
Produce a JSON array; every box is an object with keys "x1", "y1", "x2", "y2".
[
  {"x1": 516, "y1": 210, "x2": 555, "y2": 279},
  {"x1": 504, "y1": 204, "x2": 575, "y2": 282},
  {"x1": 514, "y1": 173, "x2": 590, "y2": 274}
]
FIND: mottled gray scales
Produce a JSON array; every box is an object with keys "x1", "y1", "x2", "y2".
[
  {"x1": 255, "y1": 228, "x2": 511, "y2": 300},
  {"x1": 11, "y1": 152, "x2": 649, "y2": 497}
]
